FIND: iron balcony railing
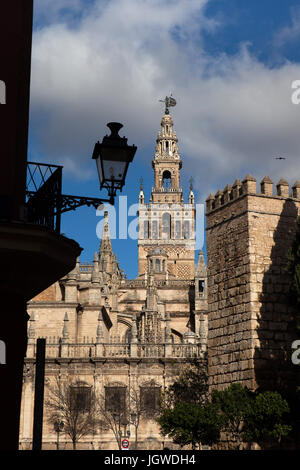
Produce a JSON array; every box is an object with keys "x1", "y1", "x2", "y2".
[{"x1": 26, "y1": 162, "x2": 113, "y2": 234}]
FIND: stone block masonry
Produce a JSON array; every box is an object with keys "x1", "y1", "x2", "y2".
[{"x1": 206, "y1": 175, "x2": 300, "y2": 393}]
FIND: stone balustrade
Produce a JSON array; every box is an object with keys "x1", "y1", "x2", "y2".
[{"x1": 26, "y1": 341, "x2": 204, "y2": 359}]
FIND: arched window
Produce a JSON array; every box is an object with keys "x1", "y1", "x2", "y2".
[
  {"x1": 105, "y1": 386, "x2": 126, "y2": 413},
  {"x1": 198, "y1": 280, "x2": 204, "y2": 293},
  {"x1": 175, "y1": 220, "x2": 181, "y2": 239},
  {"x1": 69, "y1": 382, "x2": 92, "y2": 411},
  {"x1": 144, "y1": 220, "x2": 149, "y2": 239},
  {"x1": 140, "y1": 386, "x2": 161, "y2": 414},
  {"x1": 152, "y1": 220, "x2": 158, "y2": 239},
  {"x1": 155, "y1": 259, "x2": 160, "y2": 272},
  {"x1": 162, "y1": 212, "x2": 171, "y2": 239},
  {"x1": 162, "y1": 170, "x2": 171, "y2": 189},
  {"x1": 184, "y1": 220, "x2": 190, "y2": 239}
]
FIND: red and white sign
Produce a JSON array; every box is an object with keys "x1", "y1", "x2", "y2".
[{"x1": 121, "y1": 438, "x2": 130, "y2": 450}]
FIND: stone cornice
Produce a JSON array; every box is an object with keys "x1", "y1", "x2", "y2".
[{"x1": 27, "y1": 301, "x2": 78, "y2": 308}]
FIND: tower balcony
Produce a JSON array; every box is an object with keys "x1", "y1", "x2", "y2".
[{"x1": 152, "y1": 186, "x2": 182, "y2": 193}]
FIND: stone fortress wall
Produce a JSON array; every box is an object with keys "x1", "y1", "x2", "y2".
[{"x1": 206, "y1": 174, "x2": 300, "y2": 393}]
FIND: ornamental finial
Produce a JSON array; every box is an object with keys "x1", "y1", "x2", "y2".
[{"x1": 159, "y1": 94, "x2": 176, "y2": 114}]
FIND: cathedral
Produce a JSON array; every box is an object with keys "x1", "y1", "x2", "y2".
[{"x1": 19, "y1": 108, "x2": 208, "y2": 450}]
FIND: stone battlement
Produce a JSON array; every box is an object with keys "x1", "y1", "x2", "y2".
[
  {"x1": 206, "y1": 174, "x2": 300, "y2": 214},
  {"x1": 206, "y1": 172, "x2": 300, "y2": 393}
]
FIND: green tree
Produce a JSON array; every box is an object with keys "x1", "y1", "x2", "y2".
[
  {"x1": 211, "y1": 383, "x2": 254, "y2": 449},
  {"x1": 157, "y1": 359, "x2": 222, "y2": 449},
  {"x1": 157, "y1": 402, "x2": 225, "y2": 450},
  {"x1": 161, "y1": 358, "x2": 208, "y2": 408},
  {"x1": 243, "y1": 391, "x2": 292, "y2": 448}
]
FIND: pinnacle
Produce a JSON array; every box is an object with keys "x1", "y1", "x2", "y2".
[
  {"x1": 196, "y1": 249, "x2": 206, "y2": 276},
  {"x1": 99, "y1": 211, "x2": 113, "y2": 256}
]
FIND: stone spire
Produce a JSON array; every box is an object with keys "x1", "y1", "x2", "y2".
[
  {"x1": 98, "y1": 210, "x2": 120, "y2": 276},
  {"x1": 99, "y1": 210, "x2": 113, "y2": 258},
  {"x1": 62, "y1": 313, "x2": 69, "y2": 342},
  {"x1": 189, "y1": 177, "x2": 195, "y2": 204},
  {"x1": 139, "y1": 177, "x2": 145, "y2": 204},
  {"x1": 196, "y1": 250, "x2": 206, "y2": 277},
  {"x1": 91, "y1": 252, "x2": 100, "y2": 284},
  {"x1": 98, "y1": 210, "x2": 123, "y2": 280}
]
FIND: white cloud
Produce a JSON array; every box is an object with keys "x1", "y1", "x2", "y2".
[
  {"x1": 273, "y1": 6, "x2": 300, "y2": 48},
  {"x1": 30, "y1": 0, "x2": 300, "y2": 203}
]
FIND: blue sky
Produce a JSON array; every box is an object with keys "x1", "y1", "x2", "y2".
[{"x1": 28, "y1": 0, "x2": 300, "y2": 278}]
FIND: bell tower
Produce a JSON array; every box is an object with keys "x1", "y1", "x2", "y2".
[
  {"x1": 151, "y1": 112, "x2": 182, "y2": 204},
  {"x1": 138, "y1": 97, "x2": 196, "y2": 280}
]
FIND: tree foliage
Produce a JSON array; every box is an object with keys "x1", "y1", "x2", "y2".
[
  {"x1": 211, "y1": 383, "x2": 254, "y2": 449},
  {"x1": 161, "y1": 358, "x2": 208, "y2": 408},
  {"x1": 242, "y1": 391, "x2": 292, "y2": 447},
  {"x1": 159, "y1": 373, "x2": 293, "y2": 450},
  {"x1": 158, "y1": 359, "x2": 219, "y2": 449},
  {"x1": 157, "y1": 401, "x2": 225, "y2": 449}
]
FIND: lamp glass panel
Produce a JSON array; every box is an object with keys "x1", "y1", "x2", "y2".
[
  {"x1": 102, "y1": 160, "x2": 127, "y2": 182},
  {"x1": 95, "y1": 157, "x2": 104, "y2": 185}
]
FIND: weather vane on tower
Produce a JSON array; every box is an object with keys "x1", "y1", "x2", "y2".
[{"x1": 159, "y1": 94, "x2": 176, "y2": 114}]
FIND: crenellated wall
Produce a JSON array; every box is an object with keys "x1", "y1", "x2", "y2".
[
  {"x1": 206, "y1": 175, "x2": 300, "y2": 215},
  {"x1": 206, "y1": 174, "x2": 300, "y2": 393}
]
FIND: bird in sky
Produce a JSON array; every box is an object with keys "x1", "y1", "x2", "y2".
[{"x1": 274, "y1": 157, "x2": 286, "y2": 160}]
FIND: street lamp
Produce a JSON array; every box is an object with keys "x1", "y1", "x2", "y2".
[
  {"x1": 92, "y1": 122, "x2": 137, "y2": 205},
  {"x1": 26, "y1": 122, "x2": 137, "y2": 233}
]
